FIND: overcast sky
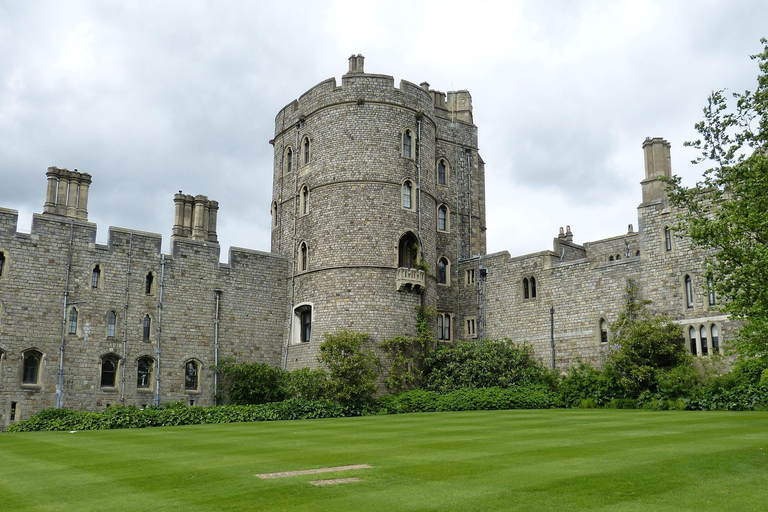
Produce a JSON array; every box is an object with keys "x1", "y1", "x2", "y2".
[{"x1": 1, "y1": 1, "x2": 766, "y2": 259}]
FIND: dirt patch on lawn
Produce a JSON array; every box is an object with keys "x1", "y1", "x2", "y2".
[{"x1": 255, "y1": 464, "x2": 372, "y2": 479}]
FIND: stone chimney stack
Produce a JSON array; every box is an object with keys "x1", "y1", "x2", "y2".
[
  {"x1": 348, "y1": 54, "x2": 365, "y2": 74},
  {"x1": 43, "y1": 167, "x2": 92, "y2": 221},
  {"x1": 565, "y1": 225, "x2": 573, "y2": 243},
  {"x1": 171, "y1": 192, "x2": 219, "y2": 244},
  {"x1": 641, "y1": 137, "x2": 671, "y2": 204}
]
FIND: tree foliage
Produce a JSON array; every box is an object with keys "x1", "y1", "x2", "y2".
[
  {"x1": 606, "y1": 281, "x2": 688, "y2": 396},
  {"x1": 666, "y1": 39, "x2": 768, "y2": 356}
]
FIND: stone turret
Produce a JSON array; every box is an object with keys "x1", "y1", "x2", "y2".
[
  {"x1": 43, "y1": 167, "x2": 92, "y2": 220},
  {"x1": 640, "y1": 137, "x2": 671, "y2": 204}
]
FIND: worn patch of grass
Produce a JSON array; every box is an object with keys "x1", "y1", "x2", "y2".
[{"x1": 1, "y1": 410, "x2": 767, "y2": 511}]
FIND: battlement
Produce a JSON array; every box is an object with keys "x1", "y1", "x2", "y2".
[{"x1": 274, "y1": 56, "x2": 472, "y2": 134}]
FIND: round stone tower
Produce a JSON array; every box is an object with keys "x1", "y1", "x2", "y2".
[{"x1": 271, "y1": 55, "x2": 486, "y2": 369}]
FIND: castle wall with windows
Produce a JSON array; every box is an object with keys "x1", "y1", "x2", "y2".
[{"x1": 0, "y1": 57, "x2": 737, "y2": 427}]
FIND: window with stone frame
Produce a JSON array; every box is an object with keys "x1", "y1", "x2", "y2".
[
  {"x1": 699, "y1": 325, "x2": 709, "y2": 356},
  {"x1": 599, "y1": 318, "x2": 609, "y2": 343},
  {"x1": 684, "y1": 275, "x2": 694, "y2": 309},
  {"x1": 437, "y1": 257, "x2": 450, "y2": 285},
  {"x1": 292, "y1": 304, "x2": 312, "y2": 344},
  {"x1": 466, "y1": 268, "x2": 475, "y2": 285},
  {"x1": 145, "y1": 272, "x2": 154, "y2": 295},
  {"x1": 300, "y1": 185, "x2": 309, "y2": 216},
  {"x1": 437, "y1": 205, "x2": 449, "y2": 232},
  {"x1": 184, "y1": 360, "x2": 200, "y2": 391},
  {"x1": 707, "y1": 275, "x2": 716, "y2": 306},
  {"x1": 302, "y1": 137, "x2": 311, "y2": 165},
  {"x1": 465, "y1": 317, "x2": 477, "y2": 339},
  {"x1": 298, "y1": 242, "x2": 308, "y2": 272},
  {"x1": 398, "y1": 232, "x2": 419, "y2": 268},
  {"x1": 711, "y1": 324, "x2": 720, "y2": 353},
  {"x1": 142, "y1": 314, "x2": 151, "y2": 341},
  {"x1": 437, "y1": 312, "x2": 452, "y2": 341},
  {"x1": 107, "y1": 310, "x2": 117, "y2": 338},
  {"x1": 402, "y1": 180, "x2": 413, "y2": 210},
  {"x1": 22, "y1": 349, "x2": 43, "y2": 386},
  {"x1": 402, "y1": 129, "x2": 413, "y2": 158},
  {"x1": 68, "y1": 307, "x2": 78, "y2": 335},
  {"x1": 285, "y1": 147, "x2": 293, "y2": 174},
  {"x1": 664, "y1": 227, "x2": 673, "y2": 251},
  {"x1": 437, "y1": 159, "x2": 447, "y2": 185},
  {"x1": 136, "y1": 357, "x2": 153, "y2": 389},
  {"x1": 0, "y1": 250, "x2": 5, "y2": 277},
  {"x1": 688, "y1": 326, "x2": 697, "y2": 355},
  {"x1": 100, "y1": 354, "x2": 120, "y2": 388},
  {"x1": 91, "y1": 264, "x2": 101, "y2": 288}
]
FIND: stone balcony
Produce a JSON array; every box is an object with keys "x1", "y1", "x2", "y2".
[{"x1": 396, "y1": 267, "x2": 425, "y2": 291}]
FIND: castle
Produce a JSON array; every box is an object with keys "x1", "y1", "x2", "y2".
[{"x1": 0, "y1": 56, "x2": 732, "y2": 426}]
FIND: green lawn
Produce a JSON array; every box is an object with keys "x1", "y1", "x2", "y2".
[{"x1": 1, "y1": 409, "x2": 766, "y2": 511}]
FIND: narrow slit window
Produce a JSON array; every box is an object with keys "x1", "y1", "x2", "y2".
[
  {"x1": 68, "y1": 308, "x2": 78, "y2": 335},
  {"x1": 437, "y1": 160, "x2": 446, "y2": 185},
  {"x1": 664, "y1": 227, "x2": 672, "y2": 251},
  {"x1": 438, "y1": 206, "x2": 447, "y2": 231},
  {"x1": 185, "y1": 361, "x2": 199, "y2": 391},
  {"x1": 143, "y1": 315, "x2": 151, "y2": 341},
  {"x1": 303, "y1": 138, "x2": 310, "y2": 165},
  {"x1": 286, "y1": 148, "x2": 293, "y2": 174},
  {"x1": 92, "y1": 265, "x2": 101, "y2": 288},
  {"x1": 107, "y1": 311, "x2": 116, "y2": 338},
  {"x1": 403, "y1": 130, "x2": 412, "y2": 158},
  {"x1": 689, "y1": 326, "x2": 697, "y2": 355},
  {"x1": 0, "y1": 251, "x2": 5, "y2": 277},
  {"x1": 707, "y1": 275, "x2": 716, "y2": 306},
  {"x1": 145, "y1": 272, "x2": 154, "y2": 295},
  {"x1": 711, "y1": 324, "x2": 720, "y2": 353},
  {"x1": 530, "y1": 277, "x2": 537, "y2": 298},
  {"x1": 437, "y1": 258, "x2": 448, "y2": 285},
  {"x1": 523, "y1": 278, "x2": 530, "y2": 299},
  {"x1": 600, "y1": 319, "x2": 609, "y2": 343},
  {"x1": 402, "y1": 181, "x2": 412, "y2": 209},
  {"x1": 685, "y1": 275, "x2": 694, "y2": 308},
  {"x1": 699, "y1": 326, "x2": 709, "y2": 356}
]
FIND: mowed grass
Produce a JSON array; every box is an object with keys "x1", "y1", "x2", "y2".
[{"x1": 1, "y1": 410, "x2": 767, "y2": 511}]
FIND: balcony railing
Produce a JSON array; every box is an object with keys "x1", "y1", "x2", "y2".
[{"x1": 396, "y1": 267, "x2": 425, "y2": 291}]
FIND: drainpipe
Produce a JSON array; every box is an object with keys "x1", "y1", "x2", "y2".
[
  {"x1": 154, "y1": 253, "x2": 165, "y2": 407},
  {"x1": 550, "y1": 305, "x2": 556, "y2": 369},
  {"x1": 55, "y1": 220, "x2": 75, "y2": 409},
  {"x1": 284, "y1": 122, "x2": 301, "y2": 369},
  {"x1": 213, "y1": 289, "x2": 222, "y2": 405},
  {"x1": 121, "y1": 231, "x2": 133, "y2": 404}
]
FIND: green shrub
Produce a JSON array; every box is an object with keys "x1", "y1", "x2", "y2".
[
  {"x1": 318, "y1": 330, "x2": 379, "y2": 405},
  {"x1": 423, "y1": 339, "x2": 549, "y2": 393},
  {"x1": 286, "y1": 367, "x2": 329, "y2": 401},
  {"x1": 579, "y1": 398, "x2": 599, "y2": 409},
  {"x1": 378, "y1": 385, "x2": 560, "y2": 414},
  {"x1": 216, "y1": 359, "x2": 288, "y2": 405},
  {"x1": 732, "y1": 357, "x2": 768, "y2": 385},
  {"x1": 606, "y1": 398, "x2": 638, "y2": 409},
  {"x1": 558, "y1": 363, "x2": 625, "y2": 407}
]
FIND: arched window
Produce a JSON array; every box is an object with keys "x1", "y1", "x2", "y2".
[
  {"x1": 437, "y1": 313, "x2": 451, "y2": 341},
  {"x1": 303, "y1": 137, "x2": 311, "y2": 165},
  {"x1": 298, "y1": 242, "x2": 308, "y2": 272},
  {"x1": 402, "y1": 129, "x2": 412, "y2": 158},
  {"x1": 616, "y1": 254, "x2": 621, "y2": 260},
  {"x1": 68, "y1": 307, "x2": 78, "y2": 335},
  {"x1": 293, "y1": 304, "x2": 312, "y2": 344},
  {"x1": 530, "y1": 277, "x2": 537, "y2": 298},
  {"x1": 437, "y1": 205, "x2": 448, "y2": 232},
  {"x1": 142, "y1": 315, "x2": 151, "y2": 341},
  {"x1": 437, "y1": 159, "x2": 447, "y2": 185},
  {"x1": 664, "y1": 227, "x2": 672, "y2": 251},
  {"x1": 711, "y1": 324, "x2": 720, "y2": 353},
  {"x1": 684, "y1": 275, "x2": 694, "y2": 308},
  {"x1": 402, "y1": 180, "x2": 413, "y2": 209},
  {"x1": 100, "y1": 354, "x2": 120, "y2": 388},
  {"x1": 300, "y1": 185, "x2": 309, "y2": 215},
  {"x1": 91, "y1": 264, "x2": 101, "y2": 288},
  {"x1": 609, "y1": 255, "x2": 614, "y2": 261},
  {"x1": 523, "y1": 278, "x2": 530, "y2": 299},
  {"x1": 22, "y1": 349, "x2": 43, "y2": 385},
  {"x1": 145, "y1": 272, "x2": 154, "y2": 295},
  {"x1": 137, "y1": 357, "x2": 153, "y2": 389},
  {"x1": 707, "y1": 275, "x2": 716, "y2": 306},
  {"x1": 699, "y1": 326, "x2": 709, "y2": 356},
  {"x1": 285, "y1": 147, "x2": 293, "y2": 174},
  {"x1": 398, "y1": 232, "x2": 419, "y2": 268},
  {"x1": 107, "y1": 311, "x2": 117, "y2": 338},
  {"x1": 185, "y1": 360, "x2": 199, "y2": 391},
  {"x1": 689, "y1": 326, "x2": 697, "y2": 355},
  {"x1": 0, "y1": 251, "x2": 5, "y2": 277},
  {"x1": 271, "y1": 201, "x2": 278, "y2": 227},
  {"x1": 599, "y1": 319, "x2": 609, "y2": 343},
  {"x1": 437, "y1": 257, "x2": 449, "y2": 285}
]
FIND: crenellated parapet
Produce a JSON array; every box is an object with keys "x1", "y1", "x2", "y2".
[
  {"x1": 43, "y1": 167, "x2": 92, "y2": 220},
  {"x1": 172, "y1": 192, "x2": 219, "y2": 243}
]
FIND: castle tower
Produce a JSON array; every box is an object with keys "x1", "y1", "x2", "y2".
[
  {"x1": 271, "y1": 56, "x2": 486, "y2": 368},
  {"x1": 640, "y1": 137, "x2": 671, "y2": 204}
]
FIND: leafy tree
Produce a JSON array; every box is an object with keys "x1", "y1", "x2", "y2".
[
  {"x1": 318, "y1": 330, "x2": 379, "y2": 404},
  {"x1": 666, "y1": 39, "x2": 768, "y2": 357},
  {"x1": 607, "y1": 282, "x2": 688, "y2": 396}
]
